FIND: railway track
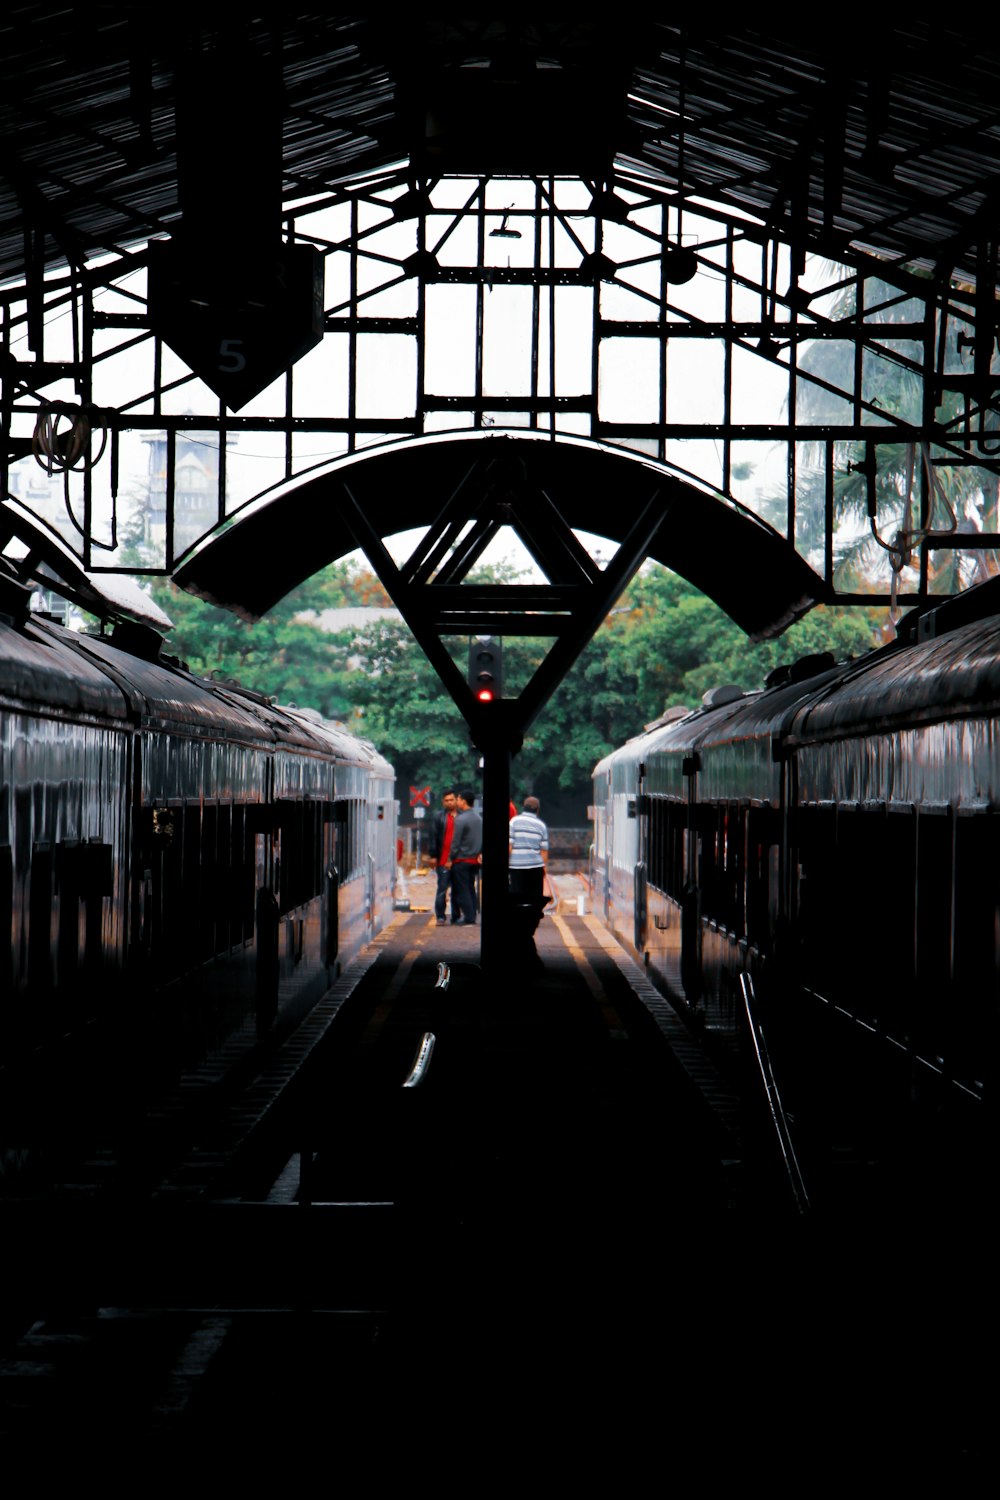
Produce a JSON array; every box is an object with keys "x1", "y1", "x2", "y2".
[{"x1": 2, "y1": 913, "x2": 991, "y2": 1478}]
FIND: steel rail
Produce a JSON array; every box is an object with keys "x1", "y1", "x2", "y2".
[
  {"x1": 402, "y1": 1031, "x2": 436, "y2": 1089},
  {"x1": 739, "y1": 971, "x2": 811, "y2": 1216}
]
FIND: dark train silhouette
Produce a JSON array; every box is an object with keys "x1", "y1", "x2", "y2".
[
  {"x1": 0, "y1": 567, "x2": 395, "y2": 1167},
  {"x1": 593, "y1": 578, "x2": 999, "y2": 1208}
]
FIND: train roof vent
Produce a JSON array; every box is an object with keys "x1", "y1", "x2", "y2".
[
  {"x1": 109, "y1": 619, "x2": 164, "y2": 663},
  {"x1": 643, "y1": 704, "x2": 692, "y2": 731},
  {"x1": 702, "y1": 683, "x2": 744, "y2": 708},
  {"x1": 0, "y1": 562, "x2": 31, "y2": 626},
  {"x1": 764, "y1": 650, "x2": 836, "y2": 689}
]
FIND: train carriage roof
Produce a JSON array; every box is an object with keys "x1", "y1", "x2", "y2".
[
  {"x1": 1, "y1": 618, "x2": 131, "y2": 720},
  {"x1": 790, "y1": 613, "x2": 1000, "y2": 740},
  {"x1": 598, "y1": 659, "x2": 853, "y2": 768},
  {"x1": 8, "y1": 609, "x2": 392, "y2": 768},
  {"x1": 55, "y1": 623, "x2": 393, "y2": 769},
  {"x1": 54, "y1": 627, "x2": 285, "y2": 744},
  {"x1": 279, "y1": 705, "x2": 395, "y2": 778}
]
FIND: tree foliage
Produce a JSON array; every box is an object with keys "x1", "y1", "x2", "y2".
[{"x1": 147, "y1": 562, "x2": 390, "y2": 721}]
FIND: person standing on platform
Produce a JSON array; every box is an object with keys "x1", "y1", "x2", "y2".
[
  {"x1": 509, "y1": 795, "x2": 550, "y2": 943},
  {"x1": 449, "y1": 790, "x2": 483, "y2": 926},
  {"x1": 429, "y1": 788, "x2": 458, "y2": 925}
]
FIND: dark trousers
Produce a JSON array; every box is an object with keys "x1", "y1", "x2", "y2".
[
  {"x1": 434, "y1": 865, "x2": 453, "y2": 920},
  {"x1": 509, "y1": 865, "x2": 545, "y2": 967},
  {"x1": 451, "y1": 861, "x2": 479, "y2": 924},
  {"x1": 510, "y1": 866, "x2": 545, "y2": 930}
]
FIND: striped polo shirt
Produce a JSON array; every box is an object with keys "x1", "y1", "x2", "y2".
[{"x1": 509, "y1": 811, "x2": 548, "y2": 869}]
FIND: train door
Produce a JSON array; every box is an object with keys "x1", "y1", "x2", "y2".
[
  {"x1": 634, "y1": 761, "x2": 648, "y2": 952},
  {"x1": 323, "y1": 801, "x2": 341, "y2": 971},
  {"x1": 680, "y1": 752, "x2": 702, "y2": 1002},
  {"x1": 367, "y1": 805, "x2": 376, "y2": 941},
  {"x1": 601, "y1": 770, "x2": 612, "y2": 920},
  {"x1": 254, "y1": 762, "x2": 279, "y2": 1034}
]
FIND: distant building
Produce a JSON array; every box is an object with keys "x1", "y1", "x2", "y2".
[
  {"x1": 139, "y1": 426, "x2": 236, "y2": 556},
  {"x1": 295, "y1": 606, "x2": 402, "y2": 634},
  {"x1": 6, "y1": 455, "x2": 65, "y2": 532},
  {"x1": 294, "y1": 606, "x2": 403, "y2": 671}
]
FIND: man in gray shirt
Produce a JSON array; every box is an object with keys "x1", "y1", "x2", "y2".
[
  {"x1": 508, "y1": 796, "x2": 550, "y2": 969},
  {"x1": 449, "y1": 790, "x2": 482, "y2": 925}
]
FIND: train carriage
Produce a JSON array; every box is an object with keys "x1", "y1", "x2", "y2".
[
  {"x1": 594, "y1": 583, "x2": 1000, "y2": 1201},
  {"x1": 0, "y1": 582, "x2": 396, "y2": 1148}
]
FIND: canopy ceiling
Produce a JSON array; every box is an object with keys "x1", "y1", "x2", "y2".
[{"x1": 0, "y1": 14, "x2": 997, "y2": 289}]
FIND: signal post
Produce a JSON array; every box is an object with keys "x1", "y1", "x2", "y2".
[
  {"x1": 467, "y1": 638, "x2": 515, "y2": 969},
  {"x1": 476, "y1": 714, "x2": 518, "y2": 973}
]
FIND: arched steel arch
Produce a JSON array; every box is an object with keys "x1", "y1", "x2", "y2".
[{"x1": 176, "y1": 431, "x2": 827, "y2": 645}]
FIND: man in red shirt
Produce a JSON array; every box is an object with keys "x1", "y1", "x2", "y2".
[{"x1": 429, "y1": 788, "x2": 458, "y2": 925}]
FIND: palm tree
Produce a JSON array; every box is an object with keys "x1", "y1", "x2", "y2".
[{"x1": 793, "y1": 273, "x2": 1000, "y2": 600}]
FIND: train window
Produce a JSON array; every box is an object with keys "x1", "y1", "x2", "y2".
[
  {"x1": 226, "y1": 805, "x2": 249, "y2": 946},
  {"x1": 668, "y1": 801, "x2": 685, "y2": 898},
  {"x1": 355, "y1": 800, "x2": 363, "y2": 879},
  {"x1": 836, "y1": 804, "x2": 889, "y2": 1026},
  {"x1": 276, "y1": 801, "x2": 298, "y2": 914},
  {"x1": 720, "y1": 801, "x2": 746, "y2": 937},
  {"x1": 28, "y1": 844, "x2": 54, "y2": 994},
  {"x1": 0, "y1": 844, "x2": 13, "y2": 1001},
  {"x1": 880, "y1": 804, "x2": 917, "y2": 1039},
  {"x1": 275, "y1": 800, "x2": 325, "y2": 915},
  {"x1": 80, "y1": 841, "x2": 112, "y2": 985},
  {"x1": 697, "y1": 801, "x2": 747, "y2": 932},
  {"x1": 951, "y1": 809, "x2": 997, "y2": 1086},
  {"x1": 199, "y1": 804, "x2": 218, "y2": 960},
  {"x1": 646, "y1": 798, "x2": 686, "y2": 900},
  {"x1": 796, "y1": 804, "x2": 837, "y2": 996},
  {"x1": 327, "y1": 800, "x2": 357, "y2": 882},
  {"x1": 915, "y1": 803, "x2": 953, "y2": 1056},
  {"x1": 142, "y1": 806, "x2": 178, "y2": 975},
  {"x1": 55, "y1": 840, "x2": 82, "y2": 987},
  {"x1": 745, "y1": 806, "x2": 778, "y2": 948},
  {"x1": 215, "y1": 804, "x2": 232, "y2": 949},
  {"x1": 182, "y1": 805, "x2": 202, "y2": 970},
  {"x1": 803, "y1": 801, "x2": 914, "y2": 1039},
  {"x1": 647, "y1": 797, "x2": 663, "y2": 893},
  {"x1": 695, "y1": 804, "x2": 722, "y2": 924}
]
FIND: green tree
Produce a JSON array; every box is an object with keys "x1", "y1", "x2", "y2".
[
  {"x1": 148, "y1": 560, "x2": 391, "y2": 720},
  {"x1": 342, "y1": 620, "x2": 479, "y2": 795}
]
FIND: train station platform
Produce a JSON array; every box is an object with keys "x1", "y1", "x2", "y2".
[{"x1": 2, "y1": 880, "x2": 989, "y2": 1480}]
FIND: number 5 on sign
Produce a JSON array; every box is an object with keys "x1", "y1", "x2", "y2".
[{"x1": 218, "y1": 339, "x2": 246, "y2": 372}]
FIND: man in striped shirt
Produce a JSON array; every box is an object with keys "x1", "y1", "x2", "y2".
[{"x1": 508, "y1": 796, "x2": 550, "y2": 913}]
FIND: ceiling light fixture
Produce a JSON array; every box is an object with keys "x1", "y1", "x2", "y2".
[{"x1": 490, "y1": 210, "x2": 521, "y2": 239}]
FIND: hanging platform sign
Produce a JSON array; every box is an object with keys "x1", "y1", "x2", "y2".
[{"x1": 147, "y1": 241, "x2": 324, "y2": 411}]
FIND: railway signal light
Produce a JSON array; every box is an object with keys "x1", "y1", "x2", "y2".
[{"x1": 469, "y1": 635, "x2": 503, "y2": 703}]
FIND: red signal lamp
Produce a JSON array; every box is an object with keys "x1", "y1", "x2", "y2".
[{"x1": 468, "y1": 635, "x2": 503, "y2": 703}]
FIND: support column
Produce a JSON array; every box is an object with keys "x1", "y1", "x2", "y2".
[{"x1": 479, "y1": 732, "x2": 512, "y2": 971}]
